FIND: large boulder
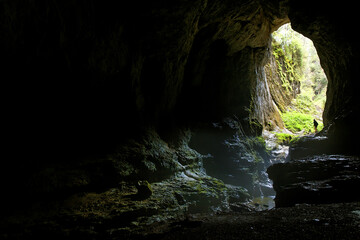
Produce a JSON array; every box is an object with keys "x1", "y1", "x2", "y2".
[{"x1": 267, "y1": 155, "x2": 360, "y2": 207}]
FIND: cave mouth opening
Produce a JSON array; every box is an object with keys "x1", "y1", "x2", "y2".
[
  {"x1": 186, "y1": 21, "x2": 331, "y2": 202},
  {"x1": 189, "y1": 23, "x2": 330, "y2": 208},
  {"x1": 271, "y1": 23, "x2": 328, "y2": 134},
  {"x1": 242, "y1": 24, "x2": 330, "y2": 209}
]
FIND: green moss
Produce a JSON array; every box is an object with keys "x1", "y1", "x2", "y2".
[
  {"x1": 185, "y1": 177, "x2": 228, "y2": 199},
  {"x1": 211, "y1": 178, "x2": 226, "y2": 190},
  {"x1": 272, "y1": 24, "x2": 327, "y2": 134},
  {"x1": 249, "y1": 118, "x2": 263, "y2": 136},
  {"x1": 275, "y1": 132, "x2": 299, "y2": 144},
  {"x1": 255, "y1": 136, "x2": 266, "y2": 146},
  {"x1": 282, "y1": 111, "x2": 311, "y2": 133},
  {"x1": 272, "y1": 42, "x2": 302, "y2": 94},
  {"x1": 282, "y1": 111, "x2": 323, "y2": 133}
]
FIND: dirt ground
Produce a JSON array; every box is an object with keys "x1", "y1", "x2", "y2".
[{"x1": 135, "y1": 202, "x2": 360, "y2": 240}]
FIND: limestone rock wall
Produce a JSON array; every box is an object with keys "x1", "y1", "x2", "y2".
[
  {"x1": 288, "y1": 1, "x2": 360, "y2": 152},
  {"x1": 175, "y1": 1, "x2": 288, "y2": 129},
  {"x1": 1, "y1": 0, "x2": 360, "y2": 222},
  {"x1": 1, "y1": 0, "x2": 288, "y2": 157},
  {"x1": 252, "y1": 46, "x2": 285, "y2": 129},
  {"x1": 265, "y1": 44, "x2": 300, "y2": 114},
  {"x1": 0, "y1": 0, "x2": 290, "y2": 219}
]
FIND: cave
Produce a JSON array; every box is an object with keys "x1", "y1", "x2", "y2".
[
  {"x1": 270, "y1": 23, "x2": 328, "y2": 124},
  {"x1": 1, "y1": 0, "x2": 360, "y2": 239}
]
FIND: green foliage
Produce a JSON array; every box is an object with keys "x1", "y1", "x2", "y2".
[
  {"x1": 282, "y1": 111, "x2": 313, "y2": 133},
  {"x1": 255, "y1": 136, "x2": 266, "y2": 146},
  {"x1": 272, "y1": 29, "x2": 304, "y2": 94},
  {"x1": 273, "y1": 45, "x2": 292, "y2": 92},
  {"x1": 282, "y1": 111, "x2": 323, "y2": 133},
  {"x1": 244, "y1": 136, "x2": 270, "y2": 162},
  {"x1": 292, "y1": 93, "x2": 313, "y2": 114},
  {"x1": 274, "y1": 132, "x2": 299, "y2": 145},
  {"x1": 272, "y1": 24, "x2": 328, "y2": 133},
  {"x1": 290, "y1": 81, "x2": 326, "y2": 126}
]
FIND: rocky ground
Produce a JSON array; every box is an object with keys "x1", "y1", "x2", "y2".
[
  {"x1": 4, "y1": 197, "x2": 359, "y2": 239},
  {"x1": 2, "y1": 133, "x2": 359, "y2": 239},
  {"x1": 268, "y1": 154, "x2": 360, "y2": 207},
  {"x1": 267, "y1": 135, "x2": 360, "y2": 208},
  {"x1": 141, "y1": 202, "x2": 360, "y2": 240},
  {"x1": 0, "y1": 172, "x2": 248, "y2": 240}
]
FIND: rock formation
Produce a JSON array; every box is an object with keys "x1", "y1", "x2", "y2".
[
  {"x1": 288, "y1": 1, "x2": 360, "y2": 152},
  {"x1": 1, "y1": 0, "x2": 359, "y2": 238},
  {"x1": 265, "y1": 40, "x2": 301, "y2": 114},
  {"x1": 268, "y1": 148, "x2": 360, "y2": 207}
]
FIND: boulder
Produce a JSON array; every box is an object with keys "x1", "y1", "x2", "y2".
[
  {"x1": 267, "y1": 155, "x2": 360, "y2": 207},
  {"x1": 288, "y1": 136, "x2": 335, "y2": 160}
]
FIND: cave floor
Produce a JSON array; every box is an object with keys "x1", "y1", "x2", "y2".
[
  {"x1": 2, "y1": 195, "x2": 360, "y2": 240},
  {"x1": 138, "y1": 202, "x2": 360, "y2": 240}
]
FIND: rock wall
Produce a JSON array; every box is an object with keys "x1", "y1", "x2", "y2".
[
  {"x1": 0, "y1": 1, "x2": 291, "y2": 226},
  {"x1": 175, "y1": 1, "x2": 287, "y2": 129},
  {"x1": 252, "y1": 46, "x2": 285, "y2": 129},
  {"x1": 1, "y1": 0, "x2": 288, "y2": 157},
  {"x1": 1, "y1": 0, "x2": 288, "y2": 185},
  {"x1": 287, "y1": 1, "x2": 360, "y2": 152},
  {"x1": 265, "y1": 42, "x2": 301, "y2": 114},
  {"x1": 1, "y1": 1, "x2": 360, "y2": 234},
  {"x1": 2, "y1": 1, "x2": 358, "y2": 158}
]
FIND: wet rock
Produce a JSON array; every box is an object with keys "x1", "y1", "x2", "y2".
[
  {"x1": 161, "y1": 171, "x2": 249, "y2": 214},
  {"x1": 1, "y1": 173, "x2": 249, "y2": 239},
  {"x1": 24, "y1": 129, "x2": 184, "y2": 202},
  {"x1": 144, "y1": 202, "x2": 360, "y2": 240},
  {"x1": 288, "y1": 136, "x2": 336, "y2": 160},
  {"x1": 267, "y1": 155, "x2": 360, "y2": 207},
  {"x1": 189, "y1": 118, "x2": 271, "y2": 197},
  {"x1": 265, "y1": 44, "x2": 300, "y2": 113},
  {"x1": 263, "y1": 130, "x2": 290, "y2": 165}
]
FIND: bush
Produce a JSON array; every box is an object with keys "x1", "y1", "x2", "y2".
[
  {"x1": 282, "y1": 111, "x2": 315, "y2": 133},
  {"x1": 274, "y1": 132, "x2": 299, "y2": 145}
]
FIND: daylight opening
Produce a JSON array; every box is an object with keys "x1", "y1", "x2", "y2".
[{"x1": 270, "y1": 23, "x2": 328, "y2": 135}]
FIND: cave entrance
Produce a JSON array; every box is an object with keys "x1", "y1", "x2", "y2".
[
  {"x1": 245, "y1": 23, "x2": 330, "y2": 208},
  {"x1": 270, "y1": 23, "x2": 328, "y2": 134}
]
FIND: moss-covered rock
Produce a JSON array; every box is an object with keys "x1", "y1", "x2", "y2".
[
  {"x1": 265, "y1": 37, "x2": 301, "y2": 114},
  {"x1": 274, "y1": 132, "x2": 298, "y2": 145}
]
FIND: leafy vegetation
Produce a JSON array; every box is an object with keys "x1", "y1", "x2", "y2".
[
  {"x1": 274, "y1": 132, "x2": 299, "y2": 145},
  {"x1": 282, "y1": 111, "x2": 323, "y2": 133},
  {"x1": 272, "y1": 33, "x2": 303, "y2": 93},
  {"x1": 272, "y1": 24, "x2": 327, "y2": 134}
]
